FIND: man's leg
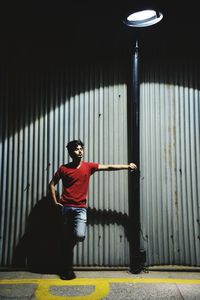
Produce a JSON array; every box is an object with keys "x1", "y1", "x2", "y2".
[
  {"x1": 59, "y1": 207, "x2": 87, "y2": 280},
  {"x1": 59, "y1": 208, "x2": 76, "y2": 279},
  {"x1": 66, "y1": 208, "x2": 87, "y2": 270},
  {"x1": 73, "y1": 208, "x2": 87, "y2": 242}
]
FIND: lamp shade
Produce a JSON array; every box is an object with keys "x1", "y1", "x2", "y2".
[{"x1": 124, "y1": 9, "x2": 163, "y2": 27}]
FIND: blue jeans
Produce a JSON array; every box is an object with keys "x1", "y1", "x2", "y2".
[
  {"x1": 61, "y1": 206, "x2": 87, "y2": 242},
  {"x1": 59, "y1": 206, "x2": 87, "y2": 272}
]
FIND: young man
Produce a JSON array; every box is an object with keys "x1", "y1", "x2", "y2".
[{"x1": 49, "y1": 139, "x2": 137, "y2": 280}]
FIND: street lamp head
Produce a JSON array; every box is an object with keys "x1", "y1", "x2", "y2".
[{"x1": 124, "y1": 9, "x2": 163, "y2": 27}]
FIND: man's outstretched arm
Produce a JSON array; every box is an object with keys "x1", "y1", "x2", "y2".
[{"x1": 97, "y1": 163, "x2": 137, "y2": 171}]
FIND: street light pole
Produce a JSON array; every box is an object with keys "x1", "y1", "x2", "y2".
[
  {"x1": 124, "y1": 8, "x2": 163, "y2": 273},
  {"x1": 128, "y1": 39, "x2": 143, "y2": 274},
  {"x1": 132, "y1": 40, "x2": 140, "y2": 157}
]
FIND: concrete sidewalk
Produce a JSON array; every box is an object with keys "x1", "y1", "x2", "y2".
[{"x1": 0, "y1": 269, "x2": 200, "y2": 299}]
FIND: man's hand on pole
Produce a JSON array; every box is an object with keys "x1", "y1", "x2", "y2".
[{"x1": 129, "y1": 163, "x2": 138, "y2": 171}]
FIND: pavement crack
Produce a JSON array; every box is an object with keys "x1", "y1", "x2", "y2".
[{"x1": 175, "y1": 283, "x2": 185, "y2": 300}]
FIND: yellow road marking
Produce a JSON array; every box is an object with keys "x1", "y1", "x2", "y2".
[
  {"x1": 1, "y1": 278, "x2": 200, "y2": 285},
  {"x1": 0, "y1": 277, "x2": 200, "y2": 300}
]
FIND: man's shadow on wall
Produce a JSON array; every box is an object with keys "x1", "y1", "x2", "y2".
[
  {"x1": 12, "y1": 198, "x2": 131, "y2": 274},
  {"x1": 12, "y1": 195, "x2": 63, "y2": 273},
  {"x1": 87, "y1": 207, "x2": 129, "y2": 228}
]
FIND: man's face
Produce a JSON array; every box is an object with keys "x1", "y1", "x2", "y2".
[{"x1": 71, "y1": 145, "x2": 84, "y2": 159}]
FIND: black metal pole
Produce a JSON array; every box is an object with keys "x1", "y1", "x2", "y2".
[
  {"x1": 128, "y1": 39, "x2": 145, "y2": 273},
  {"x1": 132, "y1": 40, "x2": 140, "y2": 164}
]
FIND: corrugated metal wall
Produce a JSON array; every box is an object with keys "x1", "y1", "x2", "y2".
[
  {"x1": 0, "y1": 62, "x2": 129, "y2": 267},
  {"x1": 140, "y1": 59, "x2": 200, "y2": 266},
  {"x1": 1, "y1": 56, "x2": 200, "y2": 269}
]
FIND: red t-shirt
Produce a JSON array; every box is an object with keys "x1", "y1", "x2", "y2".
[{"x1": 53, "y1": 161, "x2": 99, "y2": 208}]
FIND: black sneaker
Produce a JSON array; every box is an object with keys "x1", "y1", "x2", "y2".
[{"x1": 59, "y1": 271, "x2": 76, "y2": 280}]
